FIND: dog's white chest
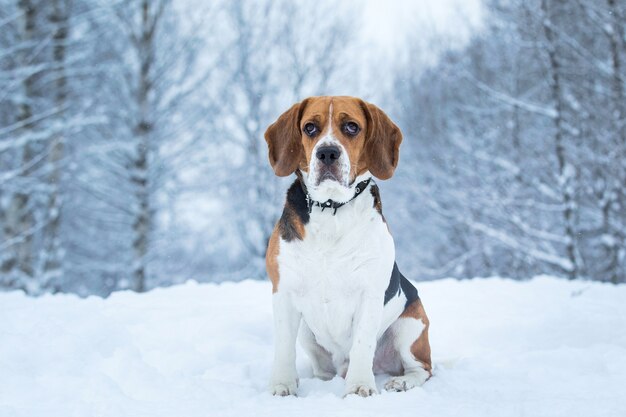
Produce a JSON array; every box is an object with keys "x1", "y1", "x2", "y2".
[{"x1": 277, "y1": 193, "x2": 396, "y2": 358}]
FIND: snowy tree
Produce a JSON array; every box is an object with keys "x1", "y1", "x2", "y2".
[
  {"x1": 76, "y1": 0, "x2": 220, "y2": 292},
  {"x1": 393, "y1": 0, "x2": 626, "y2": 282},
  {"x1": 0, "y1": 0, "x2": 72, "y2": 293},
  {"x1": 1, "y1": 0, "x2": 223, "y2": 295}
]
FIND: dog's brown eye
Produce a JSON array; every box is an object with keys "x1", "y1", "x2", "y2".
[
  {"x1": 303, "y1": 122, "x2": 318, "y2": 137},
  {"x1": 343, "y1": 122, "x2": 360, "y2": 136}
]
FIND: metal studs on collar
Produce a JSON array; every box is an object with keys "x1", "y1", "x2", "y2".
[{"x1": 303, "y1": 178, "x2": 372, "y2": 216}]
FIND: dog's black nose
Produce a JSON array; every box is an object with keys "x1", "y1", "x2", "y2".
[{"x1": 316, "y1": 145, "x2": 341, "y2": 166}]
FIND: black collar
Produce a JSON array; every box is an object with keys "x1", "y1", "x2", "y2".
[{"x1": 301, "y1": 177, "x2": 372, "y2": 215}]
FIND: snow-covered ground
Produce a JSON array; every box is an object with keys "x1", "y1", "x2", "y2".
[{"x1": 1, "y1": 276, "x2": 625, "y2": 417}]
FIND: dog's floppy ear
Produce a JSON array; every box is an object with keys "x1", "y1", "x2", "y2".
[
  {"x1": 264, "y1": 99, "x2": 308, "y2": 177},
  {"x1": 359, "y1": 100, "x2": 403, "y2": 180}
]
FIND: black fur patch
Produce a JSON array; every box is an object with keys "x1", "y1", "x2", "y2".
[
  {"x1": 384, "y1": 262, "x2": 402, "y2": 305},
  {"x1": 370, "y1": 184, "x2": 383, "y2": 215},
  {"x1": 400, "y1": 271, "x2": 419, "y2": 308},
  {"x1": 384, "y1": 262, "x2": 420, "y2": 308},
  {"x1": 278, "y1": 178, "x2": 310, "y2": 241}
]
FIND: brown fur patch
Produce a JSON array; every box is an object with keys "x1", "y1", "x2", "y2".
[
  {"x1": 370, "y1": 183, "x2": 389, "y2": 229},
  {"x1": 266, "y1": 226, "x2": 281, "y2": 293},
  {"x1": 370, "y1": 184, "x2": 383, "y2": 215},
  {"x1": 356, "y1": 101, "x2": 403, "y2": 180},
  {"x1": 278, "y1": 206, "x2": 306, "y2": 241},
  {"x1": 400, "y1": 299, "x2": 433, "y2": 374},
  {"x1": 264, "y1": 100, "x2": 309, "y2": 177}
]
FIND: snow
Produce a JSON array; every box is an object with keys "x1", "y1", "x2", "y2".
[{"x1": 1, "y1": 276, "x2": 625, "y2": 417}]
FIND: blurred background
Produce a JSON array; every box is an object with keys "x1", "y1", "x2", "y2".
[{"x1": 0, "y1": 0, "x2": 624, "y2": 297}]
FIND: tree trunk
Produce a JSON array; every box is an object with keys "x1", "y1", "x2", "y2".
[
  {"x1": 606, "y1": 0, "x2": 626, "y2": 283},
  {"x1": 540, "y1": 0, "x2": 581, "y2": 279},
  {"x1": 2, "y1": 0, "x2": 37, "y2": 289},
  {"x1": 41, "y1": 0, "x2": 68, "y2": 291},
  {"x1": 131, "y1": 0, "x2": 156, "y2": 292}
]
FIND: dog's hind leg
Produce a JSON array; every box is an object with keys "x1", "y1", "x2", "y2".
[
  {"x1": 299, "y1": 321, "x2": 336, "y2": 380},
  {"x1": 384, "y1": 299, "x2": 432, "y2": 392}
]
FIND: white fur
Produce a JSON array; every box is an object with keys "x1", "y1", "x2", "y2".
[
  {"x1": 271, "y1": 178, "x2": 407, "y2": 396},
  {"x1": 298, "y1": 322, "x2": 335, "y2": 380},
  {"x1": 383, "y1": 317, "x2": 430, "y2": 391},
  {"x1": 269, "y1": 291, "x2": 301, "y2": 396}
]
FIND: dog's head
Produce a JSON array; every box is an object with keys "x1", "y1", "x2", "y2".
[{"x1": 264, "y1": 96, "x2": 402, "y2": 202}]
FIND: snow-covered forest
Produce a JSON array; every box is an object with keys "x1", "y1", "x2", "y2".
[
  {"x1": 1, "y1": 0, "x2": 625, "y2": 297},
  {"x1": 393, "y1": 0, "x2": 626, "y2": 285}
]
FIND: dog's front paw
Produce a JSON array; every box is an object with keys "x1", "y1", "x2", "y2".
[
  {"x1": 270, "y1": 380, "x2": 298, "y2": 397},
  {"x1": 344, "y1": 383, "x2": 378, "y2": 398}
]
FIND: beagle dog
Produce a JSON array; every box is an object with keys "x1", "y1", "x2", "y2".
[{"x1": 264, "y1": 96, "x2": 431, "y2": 397}]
